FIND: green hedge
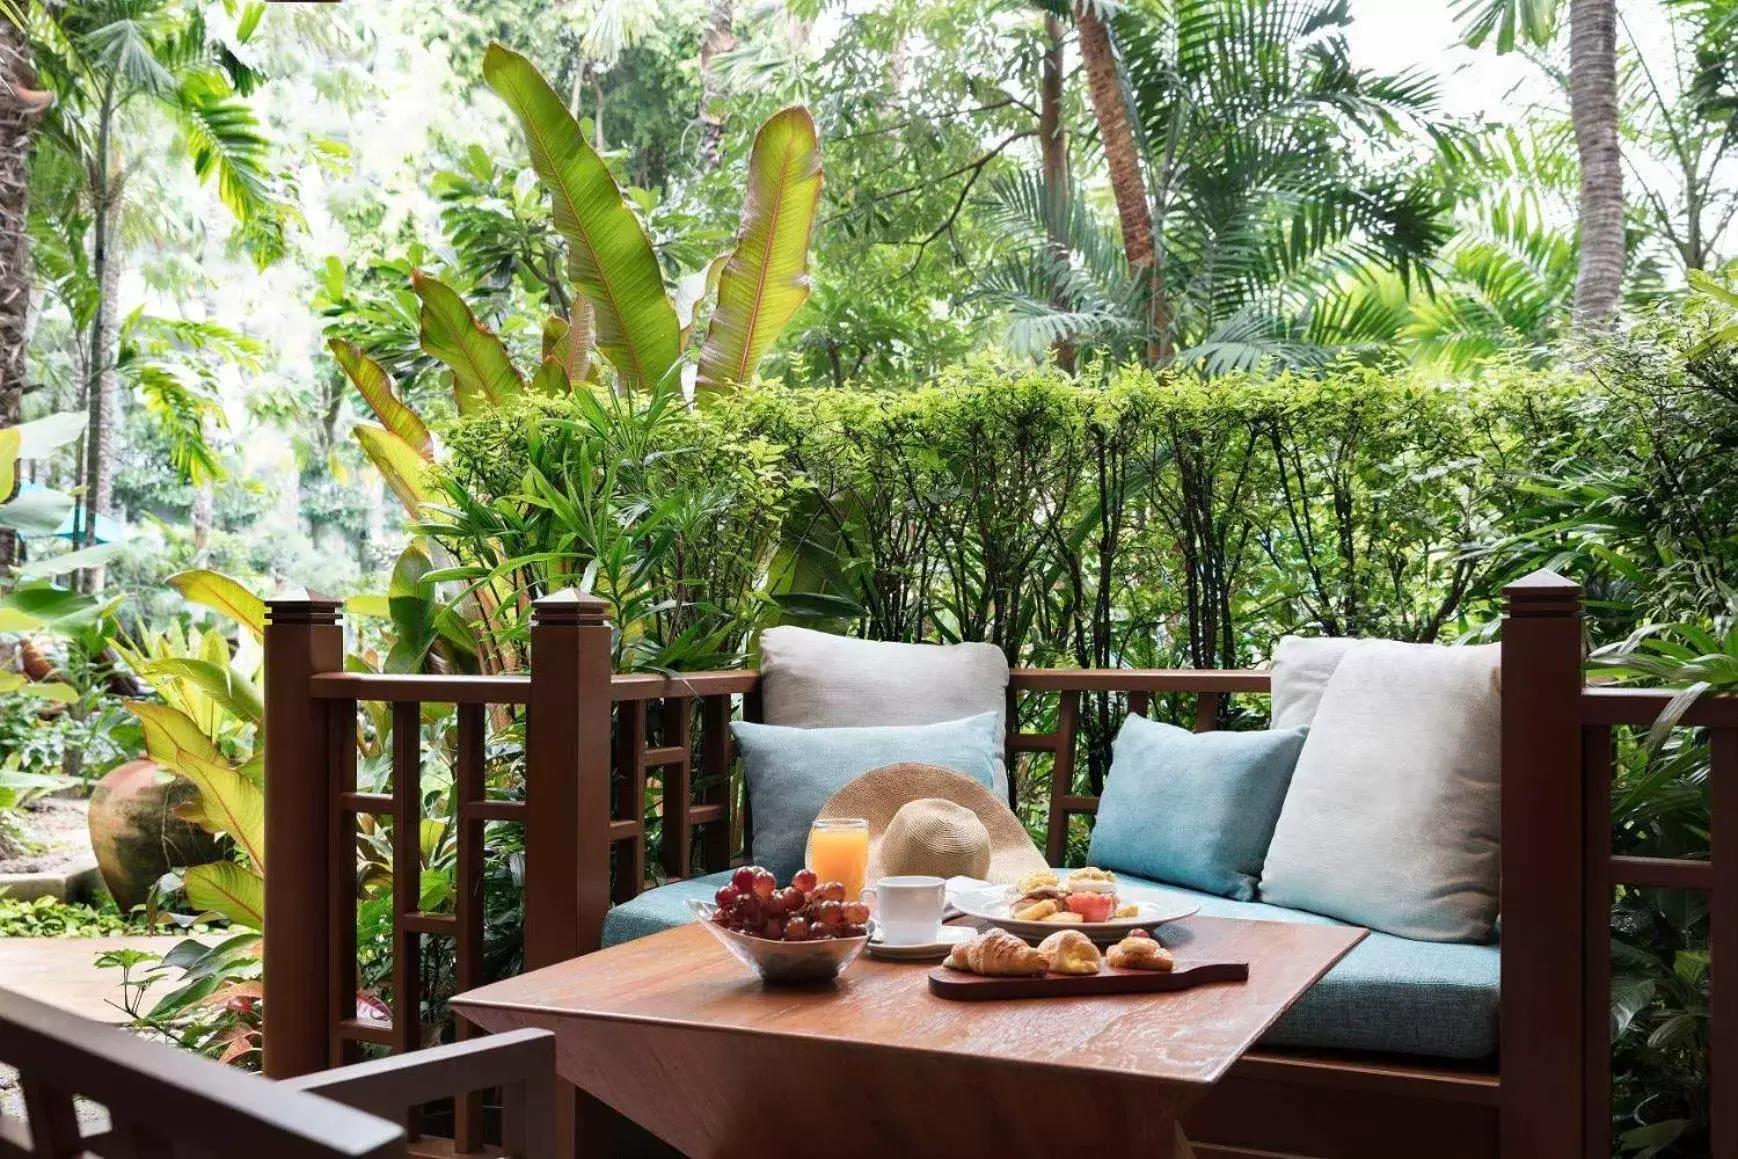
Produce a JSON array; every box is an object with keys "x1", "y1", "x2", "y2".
[{"x1": 435, "y1": 358, "x2": 1585, "y2": 675}]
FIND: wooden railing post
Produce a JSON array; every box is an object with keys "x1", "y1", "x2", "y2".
[
  {"x1": 262, "y1": 593, "x2": 344, "y2": 1079},
  {"x1": 526, "y1": 590, "x2": 614, "y2": 965},
  {"x1": 1499, "y1": 569, "x2": 1585, "y2": 1159}
]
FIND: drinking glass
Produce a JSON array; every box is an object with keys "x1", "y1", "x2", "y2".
[{"x1": 808, "y1": 817, "x2": 869, "y2": 900}]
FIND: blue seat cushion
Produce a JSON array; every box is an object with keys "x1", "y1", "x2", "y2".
[
  {"x1": 603, "y1": 871, "x2": 739, "y2": 949},
  {"x1": 600, "y1": 870, "x2": 1499, "y2": 1061}
]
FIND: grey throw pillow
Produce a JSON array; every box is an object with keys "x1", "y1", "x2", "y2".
[
  {"x1": 759, "y1": 626, "x2": 1010, "y2": 799},
  {"x1": 1258, "y1": 640, "x2": 1502, "y2": 943}
]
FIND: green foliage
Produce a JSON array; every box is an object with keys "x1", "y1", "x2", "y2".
[
  {"x1": 986, "y1": 0, "x2": 1453, "y2": 371},
  {"x1": 430, "y1": 385, "x2": 790, "y2": 670},
  {"x1": 0, "y1": 893, "x2": 159, "y2": 938},
  {"x1": 99, "y1": 933, "x2": 263, "y2": 1066}
]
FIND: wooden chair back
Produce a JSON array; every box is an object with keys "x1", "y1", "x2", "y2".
[{"x1": 0, "y1": 988, "x2": 554, "y2": 1158}]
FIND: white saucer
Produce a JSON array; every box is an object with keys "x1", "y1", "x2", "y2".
[{"x1": 865, "y1": 923, "x2": 976, "y2": 962}]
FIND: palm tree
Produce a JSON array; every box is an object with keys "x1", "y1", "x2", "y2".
[
  {"x1": 0, "y1": 8, "x2": 52, "y2": 566},
  {"x1": 1569, "y1": 0, "x2": 1622, "y2": 323},
  {"x1": 1454, "y1": 0, "x2": 1624, "y2": 325},
  {"x1": 28, "y1": 0, "x2": 287, "y2": 588},
  {"x1": 698, "y1": 0, "x2": 734, "y2": 168},
  {"x1": 1072, "y1": 0, "x2": 1163, "y2": 359},
  {"x1": 988, "y1": 0, "x2": 1449, "y2": 372}
]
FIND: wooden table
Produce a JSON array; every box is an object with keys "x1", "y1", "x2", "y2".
[{"x1": 452, "y1": 915, "x2": 1365, "y2": 1159}]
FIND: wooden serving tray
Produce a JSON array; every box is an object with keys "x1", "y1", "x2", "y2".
[{"x1": 927, "y1": 960, "x2": 1248, "y2": 1001}]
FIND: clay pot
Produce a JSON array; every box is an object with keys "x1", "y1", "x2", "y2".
[{"x1": 87, "y1": 760, "x2": 225, "y2": 910}]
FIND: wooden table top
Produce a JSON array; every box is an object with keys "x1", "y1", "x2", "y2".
[{"x1": 454, "y1": 914, "x2": 1365, "y2": 1091}]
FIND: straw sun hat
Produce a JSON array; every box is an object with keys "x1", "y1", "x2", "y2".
[{"x1": 805, "y1": 763, "x2": 1048, "y2": 885}]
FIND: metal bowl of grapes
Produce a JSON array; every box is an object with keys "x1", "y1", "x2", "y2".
[{"x1": 688, "y1": 866, "x2": 871, "y2": 985}]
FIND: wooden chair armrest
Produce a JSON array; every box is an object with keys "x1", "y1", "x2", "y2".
[{"x1": 279, "y1": 1029, "x2": 556, "y2": 1158}]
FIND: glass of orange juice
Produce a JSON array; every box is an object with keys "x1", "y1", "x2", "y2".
[{"x1": 809, "y1": 817, "x2": 870, "y2": 900}]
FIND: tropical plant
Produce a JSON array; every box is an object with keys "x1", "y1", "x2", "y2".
[
  {"x1": 99, "y1": 933, "x2": 264, "y2": 1064},
  {"x1": 987, "y1": 0, "x2": 1452, "y2": 372},
  {"x1": 0, "y1": 409, "x2": 87, "y2": 564},
  {"x1": 26, "y1": 0, "x2": 292, "y2": 586},
  {"x1": 330, "y1": 46, "x2": 825, "y2": 675},
  {"x1": 1453, "y1": 0, "x2": 1625, "y2": 325}
]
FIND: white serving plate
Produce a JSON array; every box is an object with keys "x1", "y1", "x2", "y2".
[{"x1": 950, "y1": 881, "x2": 1200, "y2": 945}]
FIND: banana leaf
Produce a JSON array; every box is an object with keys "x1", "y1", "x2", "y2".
[
  {"x1": 184, "y1": 862, "x2": 265, "y2": 930},
  {"x1": 484, "y1": 43, "x2": 680, "y2": 392},
  {"x1": 696, "y1": 106, "x2": 823, "y2": 396},
  {"x1": 329, "y1": 338, "x2": 432, "y2": 455},
  {"x1": 355, "y1": 423, "x2": 435, "y2": 514},
  {"x1": 411, "y1": 272, "x2": 525, "y2": 407},
  {"x1": 129, "y1": 702, "x2": 266, "y2": 870},
  {"x1": 142, "y1": 658, "x2": 264, "y2": 726},
  {"x1": 168, "y1": 570, "x2": 267, "y2": 641}
]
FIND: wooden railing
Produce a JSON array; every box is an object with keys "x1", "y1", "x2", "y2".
[{"x1": 260, "y1": 570, "x2": 1730, "y2": 1159}]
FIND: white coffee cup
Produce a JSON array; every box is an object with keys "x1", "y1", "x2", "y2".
[{"x1": 861, "y1": 875, "x2": 947, "y2": 946}]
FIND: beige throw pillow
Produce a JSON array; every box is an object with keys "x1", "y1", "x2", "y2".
[
  {"x1": 1258, "y1": 640, "x2": 1501, "y2": 943},
  {"x1": 758, "y1": 626, "x2": 1011, "y2": 799},
  {"x1": 1269, "y1": 635, "x2": 1358, "y2": 730}
]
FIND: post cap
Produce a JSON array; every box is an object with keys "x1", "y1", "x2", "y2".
[
  {"x1": 1503, "y1": 568, "x2": 1582, "y2": 616},
  {"x1": 264, "y1": 590, "x2": 342, "y2": 626},
  {"x1": 531, "y1": 587, "x2": 610, "y2": 627}
]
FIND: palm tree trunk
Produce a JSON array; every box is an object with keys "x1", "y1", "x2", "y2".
[
  {"x1": 81, "y1": 136, "x2": 121, "y2": 593},
  {"x1": 1570, "y1": 0, "x2": 1623, "y2": 325},
  {"x1": 698, "y1": 0, "x2": 734, "y2": 170},
  {"x1": 0, "y1": 18, "x2": 49, "y2": 569},
  {"x1": 1040, "y1": 14, "x2": 1075, "y2": 372},
  {"x1": 1074, "y1": 2, "x2": 1166, "y2": 360}
]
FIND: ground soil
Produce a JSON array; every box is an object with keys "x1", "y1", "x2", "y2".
[{"x1": 0, "y1": 796, "x2": 93, "y2": 875}]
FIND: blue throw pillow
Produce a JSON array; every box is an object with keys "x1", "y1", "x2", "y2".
[
  {"x1": 1087, "y1": 715, "x2": 1308, "y2": 901},
  {"x1": 732, "y1": 712, "x2": 1002, "y2": 881}
]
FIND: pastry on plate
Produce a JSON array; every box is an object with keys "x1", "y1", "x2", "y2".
[
  {"x1": 1011, "y1": 897, "x2": 1061, "y2": 922},
  {"x1": 1037, "y1": 929, "x2": 1102, "y2": 976},
  {"x1": 1039, "y1": 910, "x2": 1084, "y2": 924},
  {"x1": 944, "y1": 929, "x2": 1049, "y2": 977},
  {"x1": 1113, "y1": 902, "x2": 1141, "y2": 919},
  {"x1": 1065, "y1": 867, "x2": 1118, "y2": 894},
  {"x1": 1107, "y1": 931, "x2": 1174, "y2": 972},
  {"x1": 1014, "y1": 868, "x2": 1060, "y2": 895},
  {"x1": 1065, "y1": 891, "x2": 1116, "y2": 923}
]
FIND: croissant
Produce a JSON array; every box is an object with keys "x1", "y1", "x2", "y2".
[
  {"x1": 1106, "y1": 936, "x2": 1174, "y2": 972},
  {"x1": 1037, "y1": 929, "x2": 1102, "y2": 976},
  {"x1": 944, "y1": 929, "x2": 1049, "y2": 977}
]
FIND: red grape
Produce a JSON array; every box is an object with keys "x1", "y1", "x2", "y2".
[
  {"x1": 714, "y1": 884, "x2": 739, "y2": 909},
  {"x1": 791, "y1": 868, "x2": 818, "y2": 894},
  {"x1": 838, "y1": 923, "x2": 867, "y2": 939},
  {"x1": 784, "y1": 917, "x2": 810, "y2": 941},
  {"x1": 841, "y1": 901, "x2": 870, "y2": 925},
  {"x1": 762, "y1": 918, "x2": 784, "y2": 939},
  {"x1": 815, "y1": 901, "x2": 843, "y2": 927},
  {"x1": 764, "y1": 889, "x2": 791, "y2": 918},
  {"x1": 710, "y1": 909, "x2": 733, "y2": 927},
  {"x1": 730, "y1": 895, "x2": 762, "y2": 927},
  {"x1": 751, "y1": 869, "x2": 777, "y2": 899},
  {"x1": 776, "y1": 886, "x2": 805, "y2": 914},
  {"x1": 814, "y1": 881, "x2": 846, "y2": 903},
  {"x1": 808, "y1": 920, "x2": 832, "y2": 940},
  {"x1": 732, "y1": 866, "x2": 759, "y2": 894}
]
